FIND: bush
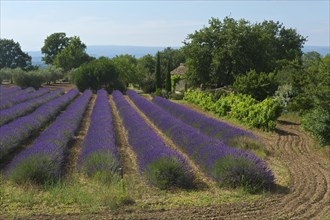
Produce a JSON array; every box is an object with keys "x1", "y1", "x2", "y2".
[
  {"x1": 184, "y1": 89, "x2": 282, "y2": 131},
  {"x1": 233, "y1": 70, "x2": 278, "y2": 101},
  {"x1": 144, "y1": 157, "x2": 194, "y2": 190},
  {"x1": 302, "y1": 107, "x2": 330, "y2": 146},
  {"x1": 212, "y1": 155, "x2": 273, "y2": 193},
  {"x1": 13, "y1": 69, "x2": 45, "y2": 89},
  {"x1": 74, "y1": 57, "x2": 126, "y2": 93}
]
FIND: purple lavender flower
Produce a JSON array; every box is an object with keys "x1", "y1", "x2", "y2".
[
  {"x1": 78, "y1": 89, "x2": 120, "y2": 179},
  {"x1": 0, "y1": 89, "x2": 79, "y2": 161},
  {"x1": 127, "y1": 90, "x2": 274, "y2": 191},
  {"x1": 0, "y1": 88, "x2": 64, "y2": 126},
  {"x1": 0, "y1": 88, "x2": 50, "y2": 110},
  {"x1": 0, "y1": 87, "x2": 34, "y2": 103},
  {"x1": 152, "y1": 95, "x2": 257, "y2": 146},
  {"x1": 113, "y1": 90, "x2": 194, "y2": 189},
  {"x1": 6, "y1": 90, "x2": 92, "y2": 183}
]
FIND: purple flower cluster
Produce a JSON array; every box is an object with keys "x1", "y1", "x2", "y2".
[
  {"x1": 78, "y1": 89, "x2": 119, "y2": 177},
  {"x1": 0, "y1": 88, "x2": 64, "y2": 126},
  {"x1": 127, "y1": 90, "x2": 274, "y2": 189},
  {"x1": 0, "y1": 86, "x2": 21, "y2": 97},
  {"x1": 0, "y1": 89, "x2": 79, "y2": 161},
  {"x1": 6, "y1": 90, "x2": 92, "y2": 182},
  {"x1": 0, "y1": 87, "x2": 34, "y2": 102},
  {"x1": 113, "y1": 91, "x2": 192, "y2": 187},
  {"x1": 0, "y1": 88, "x2": 50, "y2": 110},
  {"x1": 152, "y1": 96, "x2": 256, "y2": 146}
]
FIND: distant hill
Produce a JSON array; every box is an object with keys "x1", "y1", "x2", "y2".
[
  {"x1": 28, "y1": 45, "x2": 329, "y2": 67},
  {"x1": 302, "y1": 45, "x2": 330, "y2": 56}
]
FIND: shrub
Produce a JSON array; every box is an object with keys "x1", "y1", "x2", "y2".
[
  {"x1": 302, "y1": 107, "x2": 330, "y2": 146},
  {"x1": 145, "y1": 157, "x2": 194, "y2": 190},
  {"x1": 13, "y1": 69, "x2": 45, "y2": 89},
  {"x1": 212, "y1": 155, "x2": 273, "y2": 193}
]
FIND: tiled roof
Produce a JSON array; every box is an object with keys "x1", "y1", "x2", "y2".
[{"x1": 170, "y1": 63, "x2": 187, "y2": 75}]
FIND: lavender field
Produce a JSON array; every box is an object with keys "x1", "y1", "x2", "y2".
[{"x1": 0, "y1": 86, "x2": 329, "y2": 219}]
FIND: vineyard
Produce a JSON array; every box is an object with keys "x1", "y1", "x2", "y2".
[{"x1": 0, "y1": 85, "x2": 329, "y2": 219}]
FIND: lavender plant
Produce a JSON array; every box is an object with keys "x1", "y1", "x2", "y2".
[
  {"x1": 0, "y1": 86, "x2": 21, "y2": 96},
  {"x1": 0, "y1": 89, "x2": 79, "y2": 161},
  {"x1": 152, "y1": 96, "x2": 262, "y2": 150},
  {"x1": 0, "y1": 88, "x2": 50, "y2": 110},
  {"x1": 113, "y1": 90, "x2": 194, "y2": 189},
  {"x1": 7, "y1": 90, "x2": 92, "y2": 184},
  {"x1": 0, "y1": 88, "x2": 64, "y2": 126},
  {"x1": 78, "y1": 89, "x2": 120, "y2": 182},
  {"x1": 0, "y1": 87, "x2": 34, "y2": 102},
  {"x1": 127, "y1": 90, "x2": 274, "y2": 192}
]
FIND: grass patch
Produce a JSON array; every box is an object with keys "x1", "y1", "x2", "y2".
[
  {"x1": 228, "y1": 136, "x2": 270, "y2": 159},
  {"x1": 0, "y1": 173, "x2": 131, "y2": 218}
]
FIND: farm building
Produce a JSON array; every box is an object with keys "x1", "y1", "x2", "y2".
[{"x1": 171, "y1": 63, "x2": 187, "y2": 92}]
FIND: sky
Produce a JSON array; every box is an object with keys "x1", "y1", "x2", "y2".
[{"x1": 1, "y1": 0, "x2": 329, "y2": 51}]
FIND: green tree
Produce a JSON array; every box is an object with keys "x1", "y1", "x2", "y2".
[
  {"x1": 165, "y1": 60, "x2": 172, "y2": 92},
  {"x1": 111, "y1": 54, "x2": 138, "y2": 86},
  {"x1": 183, "y1": 17, "x2": 306, "y2": 87},
  {"x1": 0, "y1": 39, "x2": 32, "y2": 70},
  {"x1": 41, "y1": 32, "x2": 70, "y2": 65},
  {"x1": 53, "y1": 36, "x2": 93, "y2": 71},
  {"x1": 137, "y1": 54, "x2": 156, "y2": 92},
  {"x1": 233, "y1": 70, "x2": 278, "y2": 101},
  {"x1": 155, "y1": 52, "x2": 162, "y2": 89},
  {"x1": 74, "y1": 57, "x2": 124, "y2": 92}
]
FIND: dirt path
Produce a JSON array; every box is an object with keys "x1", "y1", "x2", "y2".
[{"x1": 101, "y1": 118, "x2": 330, "y2": 219}]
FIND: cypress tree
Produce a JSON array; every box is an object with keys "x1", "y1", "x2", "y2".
[
  {"x1": 155, "y1": 52, "x2": 162, "y2": 89},
  {"x1": 165, "y1": 60, "x2": 172, "y2": 92}
]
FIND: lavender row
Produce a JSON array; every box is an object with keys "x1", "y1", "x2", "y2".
[
  {"x1": 7, "y1": 90, "x2": 92, "y2": 183},
  {"x1": 127, "y1": 90, "x2": 274, "y2": 191},
  {"x1": 0, "y1": 88, "x2": 64, "y2": 126},
  {"x1": 0, "y1": 86, "x2": 21, "y2": 97},
  {"x1": 78, "y1": 89, "x2": 119, "y2": 178},
  {"x1": 152, "y1": 96, "x2": 256, "y2": 146},
  {"x1": 0, "y1": 87, "x2": 34, "y2": 102},
  {"x1": 0, "y1": 88, "x2": 50, "y2": 110},
  {"x1": 0, "y1": 89, "x2": 79, "y2": 161},
  {"x1": 113, "y1": 91, "x2": 193, "y2": 189}
]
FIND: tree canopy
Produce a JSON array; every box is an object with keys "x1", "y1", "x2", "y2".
[
  {"x1": 53, "y1": 36, "x2": 93, "y2": 71},
  {"x1": 41, "y1": 32, "x2": 71, "y2": 65},
  {"x1": 0, "y1": 39, "x2": 32, "y2": 70},
  {"x1": 183, "y1": 17, "x2": 307, "y2": 87}
]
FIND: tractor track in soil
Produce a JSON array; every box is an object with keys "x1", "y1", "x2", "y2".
[{"x1": 103, "y1": 111, "x2": 330, "y2": 219}]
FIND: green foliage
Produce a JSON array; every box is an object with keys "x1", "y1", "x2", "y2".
[
  {"x1": 183, "y1": 17, "x2": 306, "y2": 87},
  {"x1": 165, "y1": 60, "x2": 172, "y2": 92},
  {"x1": 112, "y1": 54, "x2": 138, "y2": 86},
  {"x1": 54, "y1": 36, "x2": 93, "y2": 71},
  {"x1": 39, "y1": 65, "x2": 64, "y2": 84},
  {"x1": 212, "y1": 155, "x2": 270, "y2": 193},
  {"x1": 80, "y1": 152, "x2": 120, "y2": 183},
  {"x1": 144, "y1": 157, "x2": 194, "y2": 190},
  {"x1": 0, "y1": 38, "x2": 32, "y2": 70},
  {"x1": 12, "y1": 68, "x2": 45, "y2": 89},
  {"x1": 233, "y1": 70, "x2": 278, "y2": 101},
  {"x1": 184, "y1": 89, "x2": 281, "y2": 130},
  {"x1": 41, "y1": 32, "x2": 70, "y2": 65},
  {"x1": 74, "y1": 57, "x2": 125, "y2": 92},
  {"x1": 155, "y1": 52, "x2": 162, "y2": 89},
  {"x1": 302, "y1": 107, "x2": 330, "y2": 146},
  {"x1": 8, "y1": 155, "x2": 59, "y2": 185},
  {"x1": 137, "y1": 54, "x2": 156, "y2": 93}
]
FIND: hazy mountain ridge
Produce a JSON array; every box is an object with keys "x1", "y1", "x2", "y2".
[{"x1": 28, "y1": 45, "x2": 329, "y2": 67}]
